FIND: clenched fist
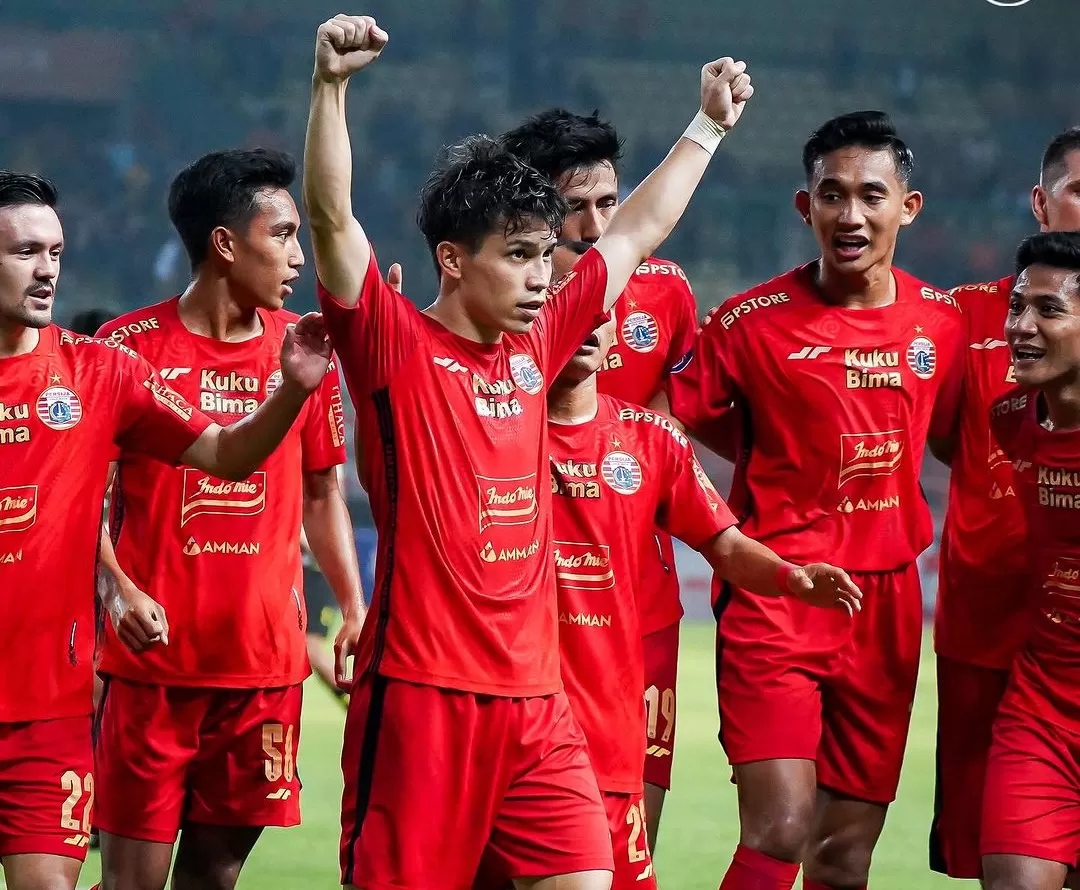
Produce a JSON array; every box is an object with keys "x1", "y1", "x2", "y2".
[
  {"x1": 314, "y1": 14, "x2": 388, "y2": 83},
  {"x1": 700, "y1": 57, "x2": 754, "y2": 130}
]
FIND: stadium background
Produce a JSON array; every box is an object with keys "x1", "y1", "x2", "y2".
[{"x1": 3, "y1": 0, "x2": 1078, "y2": 886}]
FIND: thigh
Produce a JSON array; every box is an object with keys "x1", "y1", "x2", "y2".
[
  {"x1": 641, "y1": 622, "x2": 679, "y2": 791},
  {"x1": 982, "y1": 712, "x2": 1080, "y2": 868},
  {"x1": 187, "y1": 685, "x2": 303, "y2": 831},
  {"x1": 94, "y1": 679, "x2": 202, "y2": 844},
  {"x1": 603, "y1": 792, "x2": 656, "y2": 890},
  {"x1": 983, "y1": 854, "x2": 1070, "y2": 890},
  {"x1": 0, "y1": 718, "x2": 94, "y2": 861},
  {"x1": 929, "y1": 657, "x2": 1010, "y2": 879},
  {"x1": 1, "y1": 852, "x2": 82, "y2": 890},
  {"x1": 818, "y1": 565, "x2": 922, "y2": 804},
  {"x1": 340, "y1": 676, "x2": 512, "y2": 890},
  {"x1": 172, "y1": 823, "x2": 263, "y2": 890},
  {"x1": 487, "y1": 693, "x2": 612, "y2": 883}
]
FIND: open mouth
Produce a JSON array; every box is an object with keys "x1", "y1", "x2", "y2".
[
  {"x1": 1012, "y1": 344, "x2": 1046, "y2": 364},
  {"x1": 575, "y1": 333, "x2": 601, "y2": 355},
  {"x1": 516, "y1": 299, "x2": 545, "y2": 320},
  {"x1": 833, "y1": 234, "x2": 869, "y2": 259}
]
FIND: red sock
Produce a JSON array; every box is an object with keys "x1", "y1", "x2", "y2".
[
  {"x1": 803, "y1": 881, "x2": 866, "y2": 890},
  {"x1": 719, "y1": 844, "x2": 800, "y2": 890}
]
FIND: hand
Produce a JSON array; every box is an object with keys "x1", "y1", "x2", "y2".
[
  {"x1": 387, "y1": 262, "x2": 403, "y2": 293},
  {"x1": 109, "y1": 584, "x2": 169, "y2": 653},
  {"x1": 333, "y1": 607, "x2": 366, "y2": 691},
  {"x1": 315, "y1": 14, "x2": 388, "y2": 83},
  {"x1": 700, "y1": 57, "x2": 754, "y2": 130},
  {"x1": 280, "y1": 313, "x2": 332, "y2": 394},
  {"x1": 788, "y1": 563, "x2": 863, "y2": 616}
]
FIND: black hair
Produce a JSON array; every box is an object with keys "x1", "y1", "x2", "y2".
[
  {"x1": 69, "y1": 308, "x2": 118, "y2": 337},
  {"x1": 499, "y1": 109, "x2": 622, "y2": 184},
  {"x1": 416, "y1": 135, "x2": 567, "y2": 275},
  {"x1": 0, "y1": 171, "x2": 58, "y2": 209},
  {"x1": 802, "y1": 111, "x2": 914, "y2": 184},
  {"x1": 1015, "y1": 231, "x2": 1080, "y2": 279},
  {"x1": 557, "y1": 238, "x2": 593, "y2": 256},
  {"x1": 1041, "y1": 127, "x2": 1080, "y2": 185},
  {"x1": 167, "y1": 148, "x2": 296, "y2": 271}
]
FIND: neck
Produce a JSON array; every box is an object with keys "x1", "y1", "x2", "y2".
[
  {"x1": 424, "y1": 282, "x2": 504, "y2": 345},
  {"x1": 1043, "y1": 379, "x2": 1080, "y2": 431},
  {"x1": 815, "y1": 256, "x2": 897, "y2": 309},
  {"x1": 176, "y1": 273, "x2": 262, "y2": 341},
  {"x1": 548, "y1": 374, "x2": 599, "y2": 425},
  {"x1": 0, "y1": 321, "x2": 39, "y2": 358}
]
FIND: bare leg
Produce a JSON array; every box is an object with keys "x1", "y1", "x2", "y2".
[
  {"x1": 803, "y1": 787, "x2": 888, "y2": 889},
  {"x1": 170, "y1": 824, "x2": 263, "y2": 890},
  {"x1": 2, "y1": 853, "x2": 82, "y2": 890},
  {"x1": 99, "y1": 832, "x2": 174, "y2": 890},
  {"x1": 983, "y1": 853, "x2": 1068, "y2": 890}
]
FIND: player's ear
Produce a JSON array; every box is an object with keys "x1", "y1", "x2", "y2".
[
  {"x1": 794, "y1": 189, "x2": 812, "y2": 227},
  {"x1": 436, "y1": 241, "x2": 465, "y2": 281},
  {"x1": 1032, "y1": 184, "x2": 1050, "y2": 231},
  {"x1": 210, "y1": 226, "x2": 236, "y2": 264},
  {"x1": 899, "y1": 189, "x2": 924, "y2": 228}
]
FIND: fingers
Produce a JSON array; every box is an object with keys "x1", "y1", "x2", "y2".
[
  {"x1": 702, "y1": 56, "x2": 736, "y2": 79},
  {"x1": 334, "y1": 635, "x2": 355, "y2": 692},
  {"x1": 325, "y1": 14, "x2": 388, "y2": 50},
  {"x1": 730, "y1": 72, "x2": 753, "y2": 102},
  {"x1": 387, "y1": 263, "x2": 403, "y2": 293}
]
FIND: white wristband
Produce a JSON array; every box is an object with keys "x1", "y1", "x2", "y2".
[{"x1": 681, "y1": 109, "x2": 727, "y2": 155}]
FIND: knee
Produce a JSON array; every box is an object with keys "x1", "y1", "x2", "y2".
[
  {"x1": 740, "y1": 803, "x2": 814, "y2": 862},
  {"x1": 804, "y1": 834, "x2": 873, "y2": 889},
  {"x1": 99, "y1": 864, "x2": 168, "y2": 890}
]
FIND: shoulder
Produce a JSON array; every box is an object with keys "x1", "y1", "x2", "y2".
[
  {"x1": 947, "y1": 274, "x2": 1015, "y2": 311},
  {"x1": 702, "y1": 266, "x2": 807, "y2": 337},
  {"x1": 894, "y1": 268, "x2": 963, "y2": 318},
  {"x1": 607, "y1": 395, "x2": 692, "y2": 452},
  {"x1": 990, "y1": 385, "x2": 1034, "y2": 435},
  {"x1": 633, "y1": 256, "x2": 692, "y2": 287},
  {"x1": 53, "y1": 326, "x2": 144, "y2": 375},
  {"x1": 96, "y1": 299, "x2": 175, "y2": 345}
]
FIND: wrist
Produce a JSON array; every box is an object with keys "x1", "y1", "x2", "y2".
[
  {"x1": 774, "y1": 561, "x2": 797, "y2": 594},
  {"x1": 681, "y1": 109, "x2": 727, "y2": 155},
  {"x1": 312, "y1": 71, "x2": 350, "y2": 90}
]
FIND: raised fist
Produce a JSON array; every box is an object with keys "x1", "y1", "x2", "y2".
[
  {"x1": 700, "y1": 57, "x2": 754, "y2": 130},
  {"x1": 314, "y1": 14, "x2": 388, "y2": 83}
]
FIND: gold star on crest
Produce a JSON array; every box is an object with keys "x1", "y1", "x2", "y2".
[
  {"x1": 49, "y1": 372, "x2": 61, "y2": 384},
  {"x1": 626, "y1": 298, "x2": 638, "y2": 310},
  {"x1": 610, "y1": 436, "x2": 622, "y2": 449},
  {"x1": 914, "y1": 325, "x2": 924, "y2": 334}
]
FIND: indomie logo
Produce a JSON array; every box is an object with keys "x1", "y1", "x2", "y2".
[
  {"x1": 0, "y1": 485, "x2": 38, "y2": 533},
  {"x1": 180, "y1": 470, "x2": 266, "y2": 526},
  {"x1": 838, "y1": 431, "x2": 904, "y2": 488},
  {"x1": 553, "y1": 541, "x2": 615, "y2": 590},
  {"x1": 477, "y1": 475, "x2": 538, "y2": 532}
]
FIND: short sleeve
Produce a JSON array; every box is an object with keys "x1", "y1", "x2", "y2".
[
  {"x1": 655, "y1": 440, "x2": 737, "y2": 550},
  {"x1": 929, "y1": 315, "x2": 967, "y2": 440},
  {"x1": 529, "y1": 248, "x2": 610, "y2": 379},
  {"x1": 112, "y1": 349, "x2": 213, "y2": 463},
  {"x1": 666, "y1": 307, "x2": 738, "y2": 444},
  {"x1": 316, "y1": 246, "x2": 423, "y2": 392},
  {"x1": 664, "y1": 273, "x2": 699, "y2": 375},
  {"x1": 301, "y1": 359, "x2": 349, "y2": 473}
]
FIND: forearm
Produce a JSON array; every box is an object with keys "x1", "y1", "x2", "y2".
[
  {"x1": 303, "y1": 487, "x2": 366, "y2": 619},
  {"x1": 703, "y1": 527, "x2": 791, "y2": 597},
  {"x1": 304, "y1": 78, "x2": 354, "y2": 229}
]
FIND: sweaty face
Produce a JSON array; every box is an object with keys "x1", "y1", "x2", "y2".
[
  {"x1": 456, "y1": 222, "x2": 555, "y2": 336},
  {"x1": 1006, "y1": 264, "x2": 1080, "y2": 390},
  {"x1": 559, "y1": 313, "x2": 617, "y2": 384},
  {"x1": 556, "y1": 162, "x2": 619, "y2": 244},
  {"x1": 0, "y1": 204, "x2": 63, "y2": 331},
  {"x1": 1036, "y1": 149, "x2": 1080, "y2": 233},
  {"x1": 798, "y1": 148, "x2": 921, "y2": 277},
  {"x1": 220, "y1": 188, "x2": 304, "y2": 311}
]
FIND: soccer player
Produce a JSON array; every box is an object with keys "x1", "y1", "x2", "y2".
[
  {"x1": 499, "y1": 110, "x2": 699, "y2": 848},
  {"x1": 546, "y1": 288, "x2": 862, "y2": 890},
  {"x1": 0, "y1": 171, "x2": 332, "y2": 890},
  {"x1": 661, "y1": 111, "x2": 965, "y2": 890},
  {"x1": 930, "y1": 127, "x2": 1080, "y2": 882},
  {"x1": 303, "y1": 13, "x2": 752, "y2": 890},
  {"x1": 981, "y1": 231, "x2": 1080, "y2": 890},
  {"x1": 91, "y1": 149, "x2": 365, "y2": 890}
]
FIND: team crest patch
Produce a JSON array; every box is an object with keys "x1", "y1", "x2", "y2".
[
  {"x1": 266, "y1": 369, "x2": 283, "y2": 396},
  {"x1": 906, "y1": 337, "x2": 936, "y2": 380},
  {"x1": 622, "y1": 311, "x2": 659, "y2": 353},
  {"x1": 509, "y1": 354, "x2": 544, "y2": 396},
  {"x1": 601, "y1": 451, "x2": 643, "y2": 495},
  {"x1": 36, "y1": 386, "x2": 82, "y2": 430}
]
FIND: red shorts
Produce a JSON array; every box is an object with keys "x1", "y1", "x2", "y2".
[
  {"x1": 0, "y1": 717, "x2": 94, "y2": 860},
  {"x1": 341, "y1": 676, "x2": 612, "y2": 889},
  {"x1": 716, "y1": 563, "x2": 922, "y2": 803},
  {"x1": 605, "y1": 791, "x2": 657, "y2": 890},
  {"x1": 928, "y1": 656, "x2": 1010, "y2": 878},
  {"x1": 94, "y1": 678, "x2": 303, "y2": 843},
  {"x1": 982, "y1": 709, "x2": 1080, "y2": 867},
  {"x1": 642, "y1": 622, "x2": 679, "y2": 790}
]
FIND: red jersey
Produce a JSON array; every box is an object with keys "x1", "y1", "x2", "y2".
[
  {"x1": 596, "y1": 257, "x2": 699, "y2": 636},
  {"x1": 936, "y1": 276, "x2": 1031, "y2": 669},
  {"x1": 549, "y1": 396, "x2": 735, "y2": 792},
  {"x1": 318, "y1": 246, "x2": 610, "y2": 697},
  {"x1": 0, "y1": 326, "x2": 211, "y2": 723},
  {"x1": 992, "y1": 388, "x2": 1080, "y2": 732},
  {"x1": 667, "y1": 263, "x2": 964, "y2": 573},
  {"x1": 95, "y1": 299, "x2": 346, "y2": 688}
]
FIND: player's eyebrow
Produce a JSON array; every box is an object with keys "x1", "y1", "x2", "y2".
[{"x1": 11, "y1": 239, "x2": 62, "y2": 252}]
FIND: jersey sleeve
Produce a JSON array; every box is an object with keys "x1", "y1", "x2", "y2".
[
  {"x1": 655, "y1": 436, "x2": 738, "y2": 550},
  {"x1": 990, "y1": 389, "x2": 1032, "y2": 463},
  {"x1": 665, "y1": 307, "x2": 738, "y2": 447},
  {"x1": 301, "y1": 359, "x2": 349, "y2": 473},
  {"x1": 664, "y1": 273, "x2": 699, "y2": 375},
  {"x1": 530, "y1": 248, "x2": 610, "y2": 378},
  {"x1": 316, "y1": 246, "x2": 422, "y2": 392},
  {"x1": 110, "y1": 347, "x2": 214, "y2": 463},
  {"x1": 929, "y1": 313, "x2": 967, "y2": 440}
]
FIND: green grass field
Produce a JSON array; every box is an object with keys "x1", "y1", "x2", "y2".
[{"x1": 64, "y1": 623, "x2": 957, "y2": 890}]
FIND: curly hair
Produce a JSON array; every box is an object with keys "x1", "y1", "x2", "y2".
[{"x1": 499, "y1": 109, "x2": 622, "y2": 184}]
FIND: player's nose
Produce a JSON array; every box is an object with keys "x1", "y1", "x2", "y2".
[{"x1": 580, "y1": 206, "x2": 606, "y2": 242}]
